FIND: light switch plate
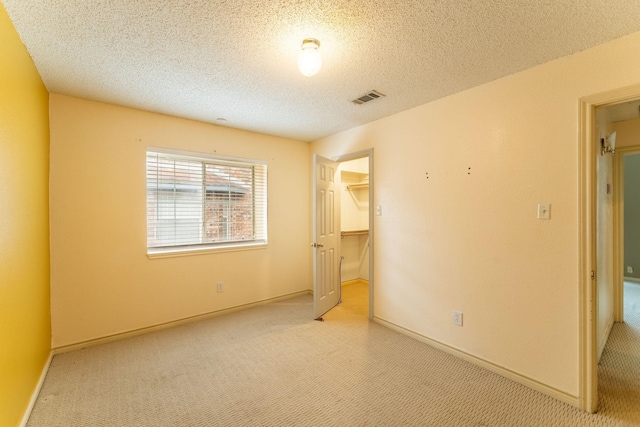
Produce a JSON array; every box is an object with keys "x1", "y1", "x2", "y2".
[{"x1": 537, "y1": 204, "x2": 550, "y2": 220}]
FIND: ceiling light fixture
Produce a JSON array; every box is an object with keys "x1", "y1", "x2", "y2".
[{"x1": 298, "y1": 38, "x2": 322, "y2": 77}]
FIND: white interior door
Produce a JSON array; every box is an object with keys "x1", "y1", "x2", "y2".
[{"x1": 313, "y1": 154, "x2": 340, "y2": 319}]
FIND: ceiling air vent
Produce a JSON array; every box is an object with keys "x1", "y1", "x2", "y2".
[{"x1": 351, "y1": 90, "x2": 385, "y2": 105}]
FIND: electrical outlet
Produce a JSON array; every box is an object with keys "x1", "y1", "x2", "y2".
[
  {"x1": 627, "y1": 266, "x2": 634, "y2": 274},
  {"x1": 217, "y1": 282, "x2": 224, "y2": 293},
  {"x1": 453, "y1": 311, "x2": 463, "y2": 327}
]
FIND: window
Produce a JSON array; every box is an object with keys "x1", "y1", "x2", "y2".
[{"x1": 146, "y1": 149, "x2": 267, "y2": 255}]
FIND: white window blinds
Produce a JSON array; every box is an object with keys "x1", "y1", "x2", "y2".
[{"x1": 146, "y1": 150, "x2": 267, "y2": 252}]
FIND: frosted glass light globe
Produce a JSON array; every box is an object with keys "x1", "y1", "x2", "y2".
[{"x1": 298, "y1": 39, "x2": 322, "y2": 77}]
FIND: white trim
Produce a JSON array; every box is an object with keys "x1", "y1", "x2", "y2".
[
  {"x1": 578, "y1": 95, "x2": 598, "y2": 413},
  {"x1": 624, "y1": 276, "x2": 640, "y2": 284},
  {"x1": 614, "y1": 147, "x2": 625, "y2": 322},
  {"x1": 53, "y1": 290, "x2": 310, "y2": 354},
  {"x1": 373, "y1": 316, "x2": 580, "y2": 408},
  {"x1": 20, "y1": 351, "x2": 53, "y2": 427}
]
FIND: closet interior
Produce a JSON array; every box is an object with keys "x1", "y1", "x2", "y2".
[{"x1": 339, "y1": 158, "x2": 369, "y2": 286}]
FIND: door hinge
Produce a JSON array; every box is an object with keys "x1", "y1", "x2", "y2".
[{"x1": 590, "y1": 270, "x2": 595, "y2": 280}]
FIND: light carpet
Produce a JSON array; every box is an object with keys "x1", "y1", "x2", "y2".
[{"x1": 26, "y1": 281, "x2": 640, "y2": 426}]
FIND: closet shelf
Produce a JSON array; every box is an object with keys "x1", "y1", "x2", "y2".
[
  {"x1": 341, "y1": 230, "x2": 369, "y2": 238},
  {"x1": 346, "y1": 183, "x2": 369, "y2": 190}
]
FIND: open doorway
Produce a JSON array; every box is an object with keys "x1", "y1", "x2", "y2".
[
  {"x1": 335, "y1": 149, "x2": 374, "y2": 320},
  {"x1": 337, "y1": 157, "x2": 370, "y2": 318},
  {"x1": 608, "y1": 101, "x2": 640, "y2": 327},
  {"x1": 311, "y1": 149, "x2": 374, "y2": 321},
  {"x1": 580, "y1": 89, "x2": 640, "y2": 413}
]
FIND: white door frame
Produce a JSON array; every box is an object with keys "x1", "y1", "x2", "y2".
[
  {"x1": 579, "y1": 83, "x2": 640, "y2": 413},
  {"x1": 333, "y1": 149, "x2": 374, "y2": 320}
]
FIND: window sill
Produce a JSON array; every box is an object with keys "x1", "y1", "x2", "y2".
[{"x1": 147, "y1": 242, "x2": 267, "y2": 259}]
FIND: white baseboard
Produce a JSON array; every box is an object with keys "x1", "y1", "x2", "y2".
[
  {"x1": 624, "y1": 276, "x2": 640, "y2": 284},
  {"x1": 341, "y1": 279, "x2": 368, "y2": 287},
  {"x1": 54, "y1": 290, "x2": 311, "y2": 354},
  {"x1": 20, "y1": 351, "x2": 53, "y2": 427},
  {"x1": 373, "y1": 316, "x2": 580, "y2": 408}
]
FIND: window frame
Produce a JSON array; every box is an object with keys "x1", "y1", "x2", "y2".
[{"x1": 146, "y1": 147, "x2": 268, "y2": 258}]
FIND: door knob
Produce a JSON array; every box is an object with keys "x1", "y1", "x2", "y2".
[{"x1": 310, "y1": 243, "x2": 324, "y2": 248}]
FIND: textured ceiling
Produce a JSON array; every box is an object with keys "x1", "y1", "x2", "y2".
[
  {"x1": 607, "y1": 100, "x2": 640, "y2": 123},
  {"x1": 3, "y1": 1, "x2": 640, "y2": 142}
]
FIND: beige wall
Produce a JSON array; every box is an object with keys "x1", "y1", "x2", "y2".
[
  {"x1": 49, "y1": 94, "x2": 310, "y2": 348},
  {"x1": 612, "y1": 117, "x2": 640, "y2": 148},
  {"x1": 311, "y1": 31, "x2": 640, "y2": 397},
  {"x1": 0, "y1": 4, "x2": 51, "y2": 426}
]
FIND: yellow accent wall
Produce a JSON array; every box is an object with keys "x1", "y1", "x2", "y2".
[
  {"x1": 311, "y1": 31, "x2": 640, "y2": 399},
  {"x1": 0, "y1": 3, "x2": 51, "y2": 427}
]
